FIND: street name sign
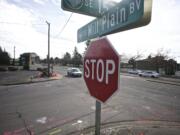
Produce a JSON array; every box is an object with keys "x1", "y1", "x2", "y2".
[
  {"x1": 61, "y1": 0, "x2": 115, "y2": 17},
  {"x1": 78, "y1": 0, "x2": 153, "y2": 43},
  {"x1": 84, "y1": 37, "x2": 120, "y2": 103}
]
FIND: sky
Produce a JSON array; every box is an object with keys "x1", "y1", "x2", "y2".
[{"x1": 0, "y1": 0, "x2": 180, "y2": 62}]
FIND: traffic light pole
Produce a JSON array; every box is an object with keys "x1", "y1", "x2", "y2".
[{"x1": 95, "y1": 100, "x2": 101, "y2": 135}]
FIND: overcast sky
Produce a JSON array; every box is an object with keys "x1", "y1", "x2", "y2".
[{"x1": 0, "y1": 0, "x2": 180, "y2": 62}]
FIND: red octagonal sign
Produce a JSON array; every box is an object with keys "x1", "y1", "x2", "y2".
[{"x1": 84, "y1": 37, "x2": 120, "y2": 103}]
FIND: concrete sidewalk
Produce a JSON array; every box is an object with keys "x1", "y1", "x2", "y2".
[
  {"x1": 0, "y1": 70, "x2": 62, "y2": 86},
  {"x1": 160, "y1": 76, "x2": 180, "y2": 83}
]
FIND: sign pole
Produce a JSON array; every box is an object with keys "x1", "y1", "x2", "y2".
[{"x1": 95, "y1": 100, "x2": 101, "y2": 135}]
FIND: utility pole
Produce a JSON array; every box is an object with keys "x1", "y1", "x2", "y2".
[
  {"x1": 14, "y1": 46, "x2": 16, "y2": 65},
  {"x1": 46, "y1": 21, "x2": 50, "y2": 77}
]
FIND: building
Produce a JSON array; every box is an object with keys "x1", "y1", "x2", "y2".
[
  {"x1": 19, "y1": 53, "x2": 40, "y2": 70},
  {"x1": 136, "y1": 56, "x2": 178, "y2": 75}
]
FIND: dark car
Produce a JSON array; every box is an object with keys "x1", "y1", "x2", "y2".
[{"x1": 0, "y1": 66, "x2": 8, "y2": 71}]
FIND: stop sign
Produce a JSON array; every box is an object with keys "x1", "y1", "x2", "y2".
[{"x1": 84, "y1": 37, "x2": 120, "y2": 103}]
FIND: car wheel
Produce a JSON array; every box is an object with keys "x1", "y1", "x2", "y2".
[{"x1": 151, "y1": 76, "x2": 155, "y2": 78}]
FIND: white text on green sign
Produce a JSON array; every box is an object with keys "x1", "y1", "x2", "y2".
[
  {"x1": 78, "y1": 0, "x2": 144, "y2": 42},
  {"x1": 62, "y1": 0, "x2": 117, "y2": 17}
]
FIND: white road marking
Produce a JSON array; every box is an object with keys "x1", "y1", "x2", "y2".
[
  {"x1": 142, "y1": 105, "x2": 151, "y2": 110},
  {"x1": 72, "y1": 120, "x2": 83, "y2": 126},
  {"x1": 36, "y1": 116, "x2": 47, "y2": 124},
  {"x1": 91, "y1": 106, "x2": 96, "y2": 110}
]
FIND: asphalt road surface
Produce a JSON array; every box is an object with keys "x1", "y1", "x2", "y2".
[{"x1": 0, "y1": 66, "x2": 180, "y2": 135}]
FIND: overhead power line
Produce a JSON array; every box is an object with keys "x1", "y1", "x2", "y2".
[
  {"x1": 55, "y1": 13, "x2": 73, "y2": 38},
  {"x1": 0, "y1": 21, "x2": 46, "y2": 26}
]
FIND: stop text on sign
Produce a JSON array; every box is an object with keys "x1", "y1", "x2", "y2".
[{"x1": 84, "y1": 59, "x2": 115, "y2": 84}]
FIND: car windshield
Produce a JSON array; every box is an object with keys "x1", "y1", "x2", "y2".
[
  {"x1": 72, "y1": 68, "x2": 80, "y2": 72},
  {"x1": 0, "y1": 0, "x2": 180, "y2": 135}
]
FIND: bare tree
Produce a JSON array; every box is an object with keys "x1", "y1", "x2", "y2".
[
  {"x1": 83, "y1": 40, "x2": 91, "y2": 56},
  {"x1": 152, "y1": 48, "x2": 170, "y2": 73},
  {"x1": 128, "y1": 51, "x2": 143, "y2": 69}
]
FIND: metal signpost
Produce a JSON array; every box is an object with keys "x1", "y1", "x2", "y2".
[
  {"x1": 78, "y1": 0, "x2": 152, "y2": 42},
  {"x1": 95, "y1": 100, "x2": 101, "y2": 135},
  {"x1": 61, "y1": 0, "x2": 152, "y2": 134}
]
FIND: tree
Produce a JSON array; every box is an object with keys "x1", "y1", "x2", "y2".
[
  {"x1": 166, "y1": 59, "x2": 177, "y2": 75},
  {"x1": 72, "y1": 47, "x2": 82, "y2": 67},
  {"x1": 128, "y1": 51, "x2": 143, "y2": 69},
  {"x1": 0, "y1": 46, "x2": 10, "y2": 65},
  {"x1": 152, "y1": 48, "x2": 170, "y2": 73},
  {"x1": 54, "y1": 57, "x2": 61, "y2": 64},
  {"x1": 62, "y1": 52, "x2": 71, "y2": 66},
  {"x1": 0, "y1": 46, "x2": 2, "y2": 53},
  {"x1": 83, "y1": 40, "x2": 91, "y2": 56},
  {"x1": 50, "y1": 57, "x2": 54, "y2": 64}
]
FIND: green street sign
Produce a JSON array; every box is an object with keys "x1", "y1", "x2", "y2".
[
  {"x1": 61, "y1": 0, "x2": 117, "y2": 17},
  {"x1": 77, "y1": 0, "x2": 153, "y2": 43}
]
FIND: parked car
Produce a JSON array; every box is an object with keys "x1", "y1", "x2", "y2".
[
  {"x1": 128, "y1": 69, "x2": 142, "y2": 74},
  {"x1": 0, "y1": 66, "x2": 8, "y2": 71},
  {"x1": 139, "y1": 71, "x2": 160, "y2": 78},
  {"x1": 8, "y1": 66, "x2": 18, "y2": 71},
  {"x1": 67, "y1": 68, "x2": 82, "y2": 77}
]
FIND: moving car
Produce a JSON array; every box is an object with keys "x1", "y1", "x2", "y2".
[
  {"x1": 139, "y1": 71, "x2": 160, "y2": 78},
  {"x1": 67, "y1": 67, "x2": 82, "y2": 77}
]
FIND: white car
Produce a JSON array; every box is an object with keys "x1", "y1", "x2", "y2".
[
  {"x1": 128, "y1": 69, "x2": 142, "y2": 74},
  {"x1": 139, "y1": 71, "x2": 160, "y2": 78},
  {"x1": 67, "y1": 68, "x2": 82, "y2": 77}
]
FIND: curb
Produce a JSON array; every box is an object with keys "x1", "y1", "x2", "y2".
[
  {"x1": 146, "y1": 79, "x2": 180, "y2": 86},
  {"x1": 1, "y1": 75, "x2": 63, "y2": 86},
  {"x1": 121, "y1": 73, "x2": 180, "y2": 86},
  {"x1": 159, "y1": 78, "x2": 180, "y2": 84},
  {"x1": 67, "y1": 120, "x2": 180, "y2": 135}
]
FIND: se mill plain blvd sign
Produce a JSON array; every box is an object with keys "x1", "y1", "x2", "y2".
[
  {"x1": 84, "y1": 37, "x2": 120, "y2": 103},
  {"x1": 78, "y1": 0, "x2": 152, "y2": 43}
]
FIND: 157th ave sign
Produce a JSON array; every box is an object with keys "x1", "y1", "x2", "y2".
[
  {"x1": 78, "y1": 0, "x2": 153, "y2": 43},
  {"x1": 61, "y1": 0, "x2": 115, "y2": 17}
]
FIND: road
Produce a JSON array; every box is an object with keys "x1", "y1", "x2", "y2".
[{"x1": 0, "y1": 66, "x2": 180, "y2": 135}]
